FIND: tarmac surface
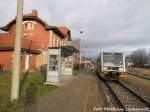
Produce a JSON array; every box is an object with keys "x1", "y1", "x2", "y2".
[{"x1": 24, "y1": 71, "x2": 103, "y2": 112}]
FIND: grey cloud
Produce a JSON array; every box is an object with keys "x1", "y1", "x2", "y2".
[{"x1": 0, "y1": 0, "x2": 150, "y2": 57}]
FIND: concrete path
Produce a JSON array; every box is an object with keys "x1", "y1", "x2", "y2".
[{"x1": 25, "y1": 71, "x2": 103, "y2": 112}]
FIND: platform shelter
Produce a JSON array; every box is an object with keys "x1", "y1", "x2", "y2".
[{"x1": 46, "y1": 45, "x2": 79, "y2": 85}]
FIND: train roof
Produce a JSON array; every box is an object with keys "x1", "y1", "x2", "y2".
[{"x1": 101, "y1": 52, "x2": 123, "y2": 54}]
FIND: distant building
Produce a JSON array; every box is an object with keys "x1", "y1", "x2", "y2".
[
  {"x1": 0, "y1": 10, "x2": 72, "y2": 71},
  {"x1": 71, "y1": 39, "x2": 80, "y2": 65}
]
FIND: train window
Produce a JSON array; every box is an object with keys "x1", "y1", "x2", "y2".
[{"x1": 103, "y1": 53, "x2": 123, "y2": 66}]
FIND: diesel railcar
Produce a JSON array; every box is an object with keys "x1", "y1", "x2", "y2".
[{"x1": 96, "y1": 52, "x2": 126, "y2": 80}]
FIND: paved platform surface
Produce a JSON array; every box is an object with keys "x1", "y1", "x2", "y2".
[{"x1": 25, "y1": 71, "x2": 103, "y2": 112}]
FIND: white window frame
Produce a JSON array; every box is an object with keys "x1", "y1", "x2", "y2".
[{"x1": 23, "y1": 21, "x2": 36, "y2": 31}]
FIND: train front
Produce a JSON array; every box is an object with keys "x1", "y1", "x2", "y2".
[{"x1": 101, "y1": 52, "x2": 126, "y2": 80}]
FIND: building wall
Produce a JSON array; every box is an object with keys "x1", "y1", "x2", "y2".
[
  {"x1": 0, "y1": 20, "x2": 50, "y2": 71},
  {"x1": 0, "y1": 10, "x2": 71, "y2": 71},
  {"x1": 20, "y1": 53, "x2": 38, "y2": 71},
  {"x1": 30, "y1": 22, "x2": 49, "y2": 49},
  {"x1": 36, "y1": 50, "x2": 48, "y2": 70},
  {"x1": 49, "y1": 31, "x2": 64, "y2": 47},
  {"x1": 30, "y1": 54, "x2": 37, "y2": 70},
  {"x1": 22, "y1": 21, "x2": 49, "y2": 70},
  {"x1": 0, "y1": 51, "x2": 38, "y2": 71},
  {"x1": 0, "y1": 51, "x2": 13, "y2": 70},
  {"x1": 20, "y1": 53, "x2": 26, "y2": 70},
  {"x1": 9, "y1": 21, "x2": 49, "y2": 49}
]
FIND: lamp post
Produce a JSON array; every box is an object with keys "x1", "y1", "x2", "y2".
[
  {"x1": 80, "y1": 31, "x2": 83, "y2": 70},
  {"x1": 11, "y1": 0, "x2": 24, "y2": 101}
]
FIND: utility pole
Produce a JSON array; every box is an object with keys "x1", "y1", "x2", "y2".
[
  {"x1": 11, "y1": 0, "x2": 24, "y2": 101},
  {"x1": 80, "y1": 31, "x2": 83, "y2": 69}
]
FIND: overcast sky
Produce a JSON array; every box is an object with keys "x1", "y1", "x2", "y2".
[{"x1": 0, "y1": 0, "x2": 150, "y2": 57}]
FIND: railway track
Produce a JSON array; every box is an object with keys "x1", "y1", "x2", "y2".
[
  {"x1": 104, "y1": 80, "x2": 150, "y2": 112},
  {"x1": 127, "y1": 72, "x2": 150, "y2": 80}
]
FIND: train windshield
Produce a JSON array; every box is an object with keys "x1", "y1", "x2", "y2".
[{"x1": 103, "y1": 53, "x2": 123, "y2": 67}]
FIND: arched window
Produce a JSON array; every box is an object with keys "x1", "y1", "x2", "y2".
[{"x1": 23, "y1": 21, "x2": 35, "y2": 31}]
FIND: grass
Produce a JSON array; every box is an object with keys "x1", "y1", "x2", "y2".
[
  {"x1": 123, "y1": 67, "x2": 150, "y2": 96},
  {"x1": 125, "y1": 67, "x2": 150, "y2": 85},
  {"x1": 123, "y1": 75, "x2": 150, "y2": 89},
  {"x1": 73, "y1": 70, "x2": 80, "y2": 76},
  {"x1": 122, "y1": 74, "x2": 150, "y2": 96},
  {"x1": 128, "y1": 67, "x2": 150, "y2": 76},
  {"x1": 0, "y1": 71, "x2": 57, "y2": 112}
]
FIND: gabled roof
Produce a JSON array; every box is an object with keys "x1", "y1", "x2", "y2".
[
  {"x1": 0, "y1": 16, "x2": 48, "y2": 31},
  {"x1": 0, "y1": 10, "x2": 65, "y2": 38},
  {"x1": 45, "y1": 26, "x2": 65, "y2": 38},
  {"x1": 58, "y1": 26, "x2": 72, "y2": 41},
  {"x1": 58, "y1": 26, "x2": 70, "y2": 35}
]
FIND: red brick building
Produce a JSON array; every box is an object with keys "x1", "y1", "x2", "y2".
[{"x1": 0, "y1": 10, "x2": 71, "y2": 71}]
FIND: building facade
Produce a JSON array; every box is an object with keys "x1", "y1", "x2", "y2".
[{"x1": 0, "y1": 10, "x2": 71, "y2": 71}]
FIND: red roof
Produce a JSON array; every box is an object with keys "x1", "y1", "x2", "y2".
[
  {"x1": 58, "y1": 26, "x2": 71, "y2": 41},
  {"x1": 0, "y1": 10, "x2": 65, "y2": 38},
  {"x1": 0, "y1": 10, "x2": 48, "y2": 31},
  {"x1": 58, "y1": 26, "x2": 69, "y2": 36}
]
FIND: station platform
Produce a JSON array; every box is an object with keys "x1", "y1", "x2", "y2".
[{"x1": 25, "y1": 71, "x2": 103, "y2": 112}]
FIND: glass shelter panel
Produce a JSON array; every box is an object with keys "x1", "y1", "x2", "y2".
[{"x1": 49, "y1": 55, "x2": 59, "y2": 71}]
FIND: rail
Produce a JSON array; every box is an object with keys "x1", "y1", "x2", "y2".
[
  {"x1": 107, "y1": 81, "x2": 150, "y2": 111},
  {"x1": 98, "y1": 74, "x2": 150, "y2": 112},
  {"x1": 127, "y1": 72, "x2": 150, "y2": 80}
]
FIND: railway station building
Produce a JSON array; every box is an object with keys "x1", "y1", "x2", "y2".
[{"x1": 0, "y1": 9, "x2": 78, "y2": 74}]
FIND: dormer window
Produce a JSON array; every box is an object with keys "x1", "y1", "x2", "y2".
[{"x1": 23, "y1": 21, "x2": 35, "y2": 31}]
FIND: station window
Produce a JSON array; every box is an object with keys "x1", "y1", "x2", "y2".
[{"x1": 23, "y1": 22, "x2": 34, "y2": 31}]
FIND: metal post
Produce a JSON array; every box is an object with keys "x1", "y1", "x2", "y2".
[
  {"x1": 11, "y1": 0, "x2": 24, "y2": 101},
  {"x1": 80, "y1": 31, "x2": 83, "y2": 70}
]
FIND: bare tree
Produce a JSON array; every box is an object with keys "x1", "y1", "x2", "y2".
[
  {"x1": 147, "y1": 49, "x2": 150, "y2": 65},
  {"x1": 129, "y1": 49, "x2": 148, "y2": 67}
]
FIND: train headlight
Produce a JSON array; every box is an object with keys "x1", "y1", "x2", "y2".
[{"x1": 119, "y1": 68, "x2": 123, "y2": 71}]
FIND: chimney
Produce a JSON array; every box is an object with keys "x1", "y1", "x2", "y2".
[{"x1": 31, "y1": 9, "x2": 38, "y2": 16}]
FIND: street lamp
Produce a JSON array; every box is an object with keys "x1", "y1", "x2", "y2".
[
  {"x1": 80, "y1": 31, "x2": 83, "y2": 69},
  {"x1": 11, "y1": 0, "x2": 24, "y2": 101}
]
